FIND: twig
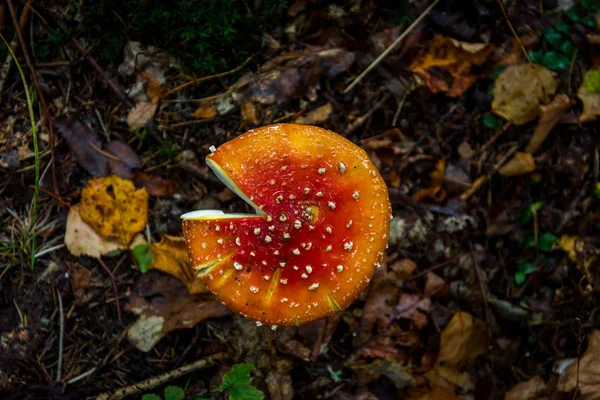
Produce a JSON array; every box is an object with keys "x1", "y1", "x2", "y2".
[
  {"x1": 66, "y1": 367, "x2": 96, "y2": 384},
  {"x1": 97, "y1": 258, "x2": 122, "y2": 323},
  {"x1": 6, "y1": 0, "x2": 60, "y2": 203},
  {"x1": 55, "y1": 290, "x2": 64, "y2": 382},
  {"x1": 34, "y1": 243, "x2": 65, "y2": 259},
  {"x1": 459, "y1": 145, "x2": 518, "y2": 201},
  {"x1": 94, "y1": 353, "x2": 227, "y2": 400},
  {"x1": 343, "y1": 0, "x2": 442, "y2": 93},
  {"x1": 469, "y1": 240, "x2": 490, "y2": 326},
  {"x1": 478, "y1": 120, "x2": 512, "y2": 154},
  {"x1": 164, "y1": 54, "x2": 255, "y2": 97},
  {"x1": 495, "y1": 0, "x2": 531, "y2": 63},
  {"x1": 344, "y1": 93, "x2": 391, "y2": 134}
]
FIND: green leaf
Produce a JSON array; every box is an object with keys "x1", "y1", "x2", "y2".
[
  {"x1": 538, "y1": 233, "x2": 557, "y2": 252},
  {"x1": 566, "y1": 7, "x2": 585, "y2": 21},
  {"x1": 583, "y1": 69, "x2": 600, "y2": 93},
  {"x1": 522, "y1": 235, "x2": 535, "y2": 249},
  {"x1": 219, "y1": 364, "x2": 256, "y2": 391},
  {"x1": 132, "y1": 244, "x2": 152, "y2": 273},
  {"x1": 543, "y1": 28, "x2": 564, "y2": 47},
  {"x1": 582, "y1": 0, "x2": 600, "y2": 11},
  {"x1": 541, "y1": 51, "x2": 571, "y2": 71},
  {"x1": 528, "y1": 50, "x2": 544, "y2": 64},
  {"x1": 555, "y1": 20, "x2": 571, "y2": 33},
  {"x1": 229, "y1": 385, "x2": 265, "y2": 400},
  {"x1": 491, "y1": 65, "x2": 506, "y2": 79},
  {"x1": 142, "y1": 395, "x2": 162, "y2": 400},
  {"x1": 583, "y1": 15, "x2": 598, "y2": 28},
  {"x1": 482, "y1": 114, "x2": 503, "y2": 130},
  {"x1": 164, "y1": 386, "x2": 185, "y2": 400},
  {"x1": 514, "y1": 262, "x2": 538, "y2": 285},
  {"x1": 595, "y1": 182, "x2": 600, "y2": 198},
  {"x1": 558, "y1": 40, "x2": 576, "y2": 57},
  {"x1": 520, "y1": 202, "x2": 543, "y2": 224}
]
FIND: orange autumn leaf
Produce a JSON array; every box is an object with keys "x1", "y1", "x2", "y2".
[
  {"x1": 140, "y1": 71, "x2": 167, "y2": 103},
  {"x1": 150, "y1": 235, "x2": 208, "y2": 294},
  {"x1": 409, "y1": 35, "x2": 494, "y2": 97},
  {"x1": 191, "y1": 101, "x2": 217, "y2": 119},
  {"x1": 79, "y1": 175, "x2": 149, "y2": 245},
  {"x1": 413, "y1": 159, "x2": 446, "y2": 202}
]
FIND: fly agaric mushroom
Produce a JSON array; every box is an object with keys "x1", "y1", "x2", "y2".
[{"x1": 181, "y1": 124, "x2": 391, "y2": 327}]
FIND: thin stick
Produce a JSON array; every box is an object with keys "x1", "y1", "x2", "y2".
[
  {"x1": 343, "y1": 0, "x2": 441, "y2": 93},
  {"x1": 164, "y1": 54, "x2": 255, "y2": 97},
  {"x1": 6, "y1": 0, "x2": 60, "y2": 202},
  {"x1": 97, "y1": 258, "x2": 122, "y2": 323},
  {"x1": 478, "y1": 120, "x2": 512, "y2": 154},
  {"x1": 0, "y1": 0, "x2": 30, "y2": 93},
  {"x1": 94, "y1": 353, "x2": 226, "y2": 400},
  {"x1": 460, "y1": 145, "x2": 518, "y2": 201},
  {"x1": 56, "y1": 290, "x2": 64, "y2": 381},
  {"x1": 495, "y1": 0, "x2": 531, "y2": 63}
]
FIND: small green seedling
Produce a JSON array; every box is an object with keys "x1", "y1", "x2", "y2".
[
  {"x1": 132, "y1": 243, "x2": 153, "y2": 273},
  {"x1": 520, "y1": 202, "x2": 543, "y2": 225},
  {"x1": 142, "y1": 385, "x2": 185, "y2": 400},
  {"x1": 514, "y1": 262, "x2": 538, "y2": 285}
]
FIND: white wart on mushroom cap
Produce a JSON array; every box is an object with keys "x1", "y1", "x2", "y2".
[{"x1": 182, "y1": 123, "x2": 392, "y2": 326}]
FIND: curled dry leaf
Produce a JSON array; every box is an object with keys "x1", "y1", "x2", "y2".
[
  {"x1": 79, "y1": 175, "x2": 149, "y2": 245},
  {"x1": 149, "y1": 234, "x2": 208, "y2": 294},
  {"x1": 127, "y1": 101, "x2": 157, "y2": 130},
  {"x1": 492, "y1": 64, "x2": 558, "y2": 125},
  {"x1": 558, "y1": 329, "x2": 600, "y2": 399},
  {"x1": 55, "y1": 117, "x2": 108, "y2": 177},
  {"x1": 526, "y1": 94, "x2": 573, "y2": 154},
  {"x1": 241, "y1": 102, "x2": 259, "y2": 126},
  {"x1": 413, "y1": 159, "x2": 446, "y2": 202},
  {"x1": 64, "y1": 204, "x2": 126, "y2": 258},
  {"x1": 191, "y1": 101, "x2": 217, "y2": 119},
  {"x1": 505, "y1": 375, "x2": 547, "y2": 400},
  {"x1": 499, "y1": 152, "x2": 536, "y2": 177},
  {"x1": 125, "y1": 271, "x2": 231, "y2": 352},
  {"x1": 434, "y1": 311, "x2": 488, "y2": 390},
  {"x1": 294, "y1": 103, "x2": 333, "y2": 125},
  {"x1": 408, "y1": 35, "x2": 494, "y2": 97}
]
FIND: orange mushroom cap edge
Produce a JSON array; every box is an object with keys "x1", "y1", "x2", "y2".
[{"x1": 181, "y1": 124, "x2": 392, "y2": 328}]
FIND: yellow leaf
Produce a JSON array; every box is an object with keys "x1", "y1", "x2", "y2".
[
  {"x1": 80, "y1": 175, "x2": 149, "y2": 245},
  {"x1": 413, "y1": 159, "x2": 446, "y2": 201},
  {"x1": 499, "y1": 152, "x2": 536, "y2": 177},
  {"x1": 434, "y1": 311, "x2": 488, "y2": 390},
  {"x1": 150, "y1": 235, "x2": 208, "y2": 294},
  {"x1": 557, "y1": 235, "x2": 581, "y2": 262},
  {"x1": 191, "y1": 101, "x2": 217, "y2": 119},
  {"x1": 64, "y1": 204, "x2": 126, "y2": 258},
  {"x1": 578, "y1": 70, "x2": 600, "y2": 122},
  {"x1": 492, "y1": 64, "x2": 558, "y2": 125}
]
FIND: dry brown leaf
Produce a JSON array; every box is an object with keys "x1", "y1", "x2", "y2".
[
  {"x1": 72, "y1": 266, "x2": 106, "y2": 304},
  {"x1": 294, "y1": 103, "x2": 333, "y2": 125},
  {"x1": 133, "y1": 171, "x2": 178, "y2": 196},
  {"x1": 64, "y1": 204, "x2": 127, "y2": 258},
  {"x1": 149, "y1": 234, "x2": 208, "y2": 294},
  {"x1": 127, "y1": 101, "x2": 157, "y2": 130},
  {"x1": 125, "y1": 271, "x2": 230, "y2": 352},
  {"x1": 558, "y1": 330, "x2": 600, "y2": 399},
  {"x1": 409, "y1": 35, "x2": 494, "y2": 97},
  {"x1": 424, "y1": 272, "x2": 445, "y2": 297},
  {"x1": 407, "y1": 385, "x2": 459, "y2": 400},
  {"x1": 241, "y1": 102, "x2": 259, "y2": 125},
  {"x1": 140, "y1": 71, "x2": 167, "y2": 103},
  {"x1": 499, "y1": 152, "x2": 536, "y2": 177},
  {"x1": 79, "y1": 175, "x2": 149, "y2": 245},
  {"x1": 492, "y1": 64, "x2": 558, "y2": 125},
  {"x1": 413, "y1": 159, "x2": 446, "y2": 201},
  {"x1": 505, "y1": 375, "x2": 547, "y2": 400},
  {"x1": 526, "y1": 94, "x2": 573, "y2": 154},
  {"x1": 191, "y1": 101, "x2": 217, "y2": 119},
  {"x1": 434, "y1": 311, "x2": 488, "y2": 390}
]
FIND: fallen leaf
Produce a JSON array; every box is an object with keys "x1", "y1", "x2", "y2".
[
  {"x1": 71, "y1": 266, "x2": 105, "y2": 304},
  {"x1": 149, "y1": 234, "x2": 208, "y2": 294},
  {"x1": 499, "y1": 36, "x2": 539, "y2": 66},
  {"x1": 434, "y1": 311, "x2": 488, "y2": 390},
  {"x1": 104, "y1": 140, "x2": 142, "y2": 180},
  {"x1": 424, "y1": 272, "x2": 445, "y2": 297},
  {"x1": 241, "y1": 102, "x2": 259, "y2": 126},
  {"x1": 492, "y1": 64, "x2": 558, "y2": 125},
  {"x1": 557, "y1": 235, "x2": 597, "y2": 289},
  {"x1": 525, "y1": 94, "x2": 573, "y2": 154},
  {"x1": 140, "y1": 71, "x2": 167, "y2": 103},
  {"x1": 134, "y1": 171, "x2": 178, "y2": 196},
  {"x1": 191, "y1": 101, "x2": 217, "y2": 119},
  {"x1": 55, "y1": 117, "x2": 108, "y2": 177},
  {"x1": 409, "y1": 35, "x2": 494, "y2": 97},
  {"x1": 578, "y1": 68, "x2": 600, "y2": 122},
  {"x1": 79, "y1": 175, "x2": 149, "y2": 245},
  {"x1": 64, "y1": 204, "x2": 126, "y2": 258},
  {"x1": 413, "y1": 159, "x2": 446, "y2": 201},
  {"x1": 558, "y1": 329, "x2": 600, "y2": 399},
  {"x1": 125, "y1": 271, "x2": 230, "y2": 352},
  {"x1": 358, "y1": 359, "x2": 415, "y2": 389},
  {"x1": 127, "y1": 101, "x2": 157, "y2": 130},
  {"x1": 407, "y1": 385, "x2": 459, "y2": 400},
  {"x1": 505, "y1": 375, "x2": 547, "y2": 400},
  {"x1": 499, "y1": 152, "x2": 536, "y2": 177},
  {"x1": 294, "y1": 103, "x2": 333, "y2": 125},
  {"x1": 396, "y1": 293, "x2": 431, "y2": 329}
]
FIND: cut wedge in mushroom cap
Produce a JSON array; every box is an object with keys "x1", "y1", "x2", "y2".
[{"x1": 181, "y1": 124, "x2": 392, "y2": 326}]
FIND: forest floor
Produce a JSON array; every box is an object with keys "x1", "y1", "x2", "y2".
[{"x1": 1, "y1": 0, "x2": 600, "y2": 399}]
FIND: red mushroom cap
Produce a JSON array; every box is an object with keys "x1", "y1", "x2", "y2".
[{"x1": 182, "y1": 124, "x2": 391, "y2": 326}]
